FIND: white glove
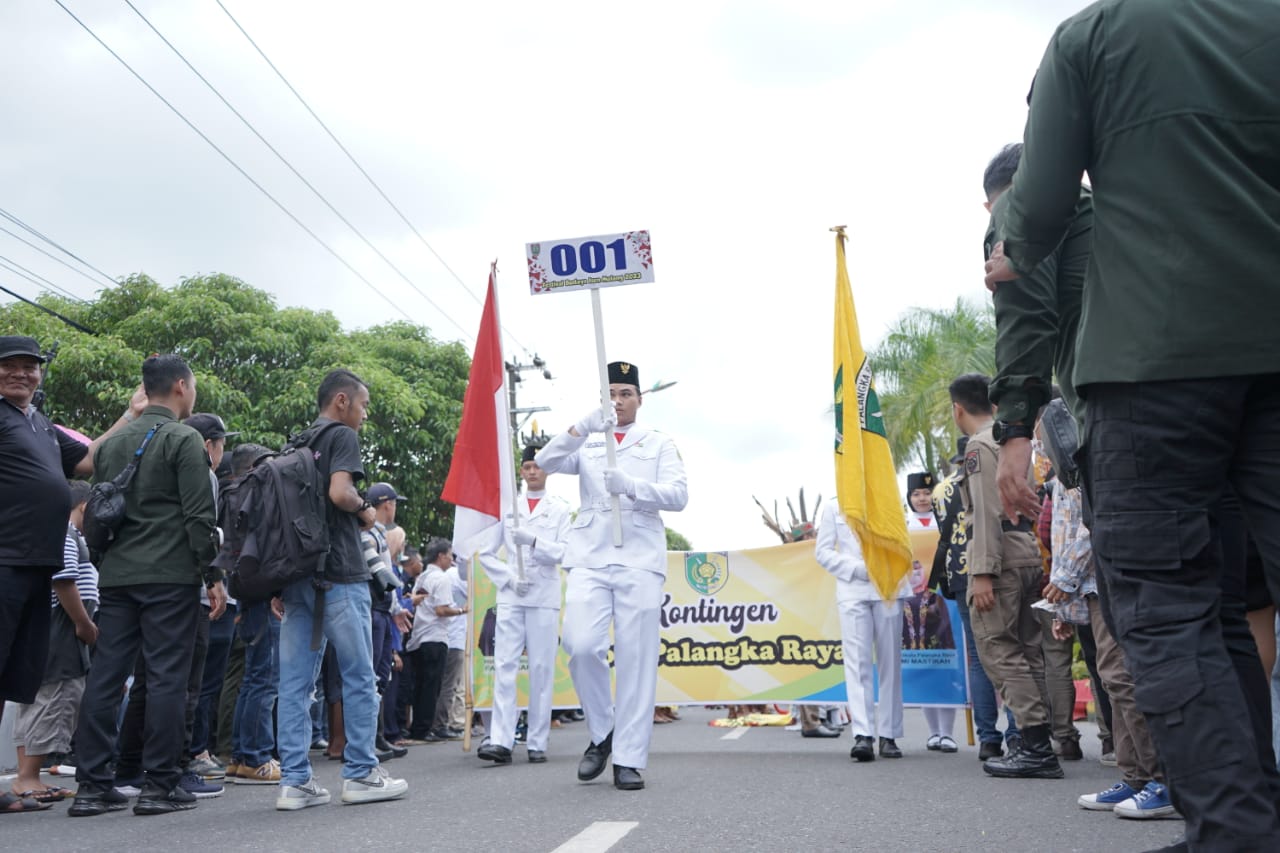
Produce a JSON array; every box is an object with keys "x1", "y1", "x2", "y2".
[
  {"x1": 575, "y1": 403, "x2": 617, "y2": 437},
  {"x1": 603, "y1": 468, "x2": 637, "y2": 498},
  {"x1": 511, "y1": 528, "x2": 536, "y2": 549},
  {"x1": 515, "y1": 578, "x2": 533, "y2": 597}
]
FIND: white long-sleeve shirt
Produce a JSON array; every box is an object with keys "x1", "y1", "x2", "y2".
[{"x1": 816, "y1": 498, "x2": 909, "y2": 603}]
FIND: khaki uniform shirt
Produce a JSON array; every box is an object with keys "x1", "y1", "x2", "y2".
[{"x1": 958, "y1": 423, "x2": 1041, "y2": 577}]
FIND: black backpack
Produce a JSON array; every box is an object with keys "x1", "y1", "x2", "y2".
[
  {"x1": 225, "y1": 422, "x2": 342, "y2": 611},
  {"x1": 82, "y1": 422, "x2": 165, "y2": 563}
]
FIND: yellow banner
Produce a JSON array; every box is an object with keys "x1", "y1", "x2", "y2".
[{"x1": 469, "y1": 529, "x2": 965, "y2": 709}]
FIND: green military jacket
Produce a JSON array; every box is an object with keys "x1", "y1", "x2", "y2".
[
  {"x1": 957, "y1": 423, "x2": 1041, "y2": 578},
  {"x1": 987, "y1": 188, "x2": 1092, "y2": 427},
  {"x1": 93, "y1": 404, "x2": 217, "y2": 587},
  {"x1": 995, "y1": 0, "x2": 1280, "y2": 390}
]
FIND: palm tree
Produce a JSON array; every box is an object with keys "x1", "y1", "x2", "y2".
[{"x1": 870, "y1": 297, "x2": 996, "y2": 476}]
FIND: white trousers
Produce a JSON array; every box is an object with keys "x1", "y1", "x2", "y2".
[
  {"x1": 562, "y1": 566, "x2": 663, "y2": 769},
  {"x1": 923, "y1": 706, "x2": 956, "y2": 737},
  {"x1": 838, "y1": 598, "x2": 904, "y2": 739},
  {"x1": 490, "y1": 604, "x2": 561, "y2": 751}
]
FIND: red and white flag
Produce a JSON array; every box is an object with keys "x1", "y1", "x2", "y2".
[{"x1": 441, "y1": 267, "x2": 516, "y2": 559}]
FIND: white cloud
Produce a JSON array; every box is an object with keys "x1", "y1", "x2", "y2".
[{"x1": 2, "y1": 0, "x2": 1086, "y2": 550}]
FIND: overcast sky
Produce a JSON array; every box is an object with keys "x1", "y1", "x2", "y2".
[{"x1": 2, "y1": 0, "x2": 1087, "y2": 550}]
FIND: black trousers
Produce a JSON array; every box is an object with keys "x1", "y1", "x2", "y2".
[
  {"x1": 1085, "y1": 376, "x2": 1280, "y2": 851},
  {"x1": 75, "y1": 583, "x2": 199, "y2": 792},
  {"x1": 1075, "y1": 621, "x2": 1114, "y2": 739},
  {"x1": 117, "y1": 602, "x2": 210, "y2": 775},
  {"x1": 407, "y1": 641, "x2": 446, "y2": 739}
]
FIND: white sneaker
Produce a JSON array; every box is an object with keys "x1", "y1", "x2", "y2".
[
  {"x1": 276, "y1": 777, "x2": 331, "y2": 811},
  {"x1": 340, "y1": 765, "x2": 408, "y2": 804}
]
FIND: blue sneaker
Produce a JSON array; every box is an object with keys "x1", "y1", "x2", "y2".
[
  {"x1": 1114, "y1": 781, "x2": 1179, "y2": 820},
  {"x1": 178, "y1": 771, "x2": 224, "y2": 799},
  {"x1": 1078, "y1": 781, "x2": 1139, "y2": 811}
]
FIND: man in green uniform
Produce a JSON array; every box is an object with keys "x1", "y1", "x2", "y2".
[
  {"x1": 949, "y1": 374, "x2": 1060, "y2": 780},
  {"x1": 984, "y1": 1, "x2": 1280, "y2": 847}
]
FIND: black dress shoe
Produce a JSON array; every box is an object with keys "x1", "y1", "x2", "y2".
[
  {"x1": 577, "y1": 731, "x2": 613, "y2": 781},
  {"x1": 527, "y1": 750, "x2": 547, "y2": 764},
  {"x1": 879, "y1": 738, "x2": 903, "y2": 759},
  {"x1": 69, "y1": 786, "x2": 129, "y2": 817},
  {"x1": 978, "y1": 741, "x2": 1004, "y2": 761},
  {"x1": 376, "y1": 734, "x2": 407, "y2": 759},
  {"x1": 850, "y1": 735, "x2": 876, "y2": 762},
  {"x1": 801, "y1": 724, "x2": 841, "y2": 738},
  {"x1": 133, "y1": 782, "x2": 198, "y2": 815},
  {"x1": 613, "y1": 765, "x2": 644, "y2": 790},
  {"x1": 478, "y1": 743, "x2": 513, "y2": 764},
  {"x1": 376, "y1": 747, "x2": 395, "y2": 763},
  {"x1": 1055, "y1": 738, "x2": 1084, "y2": 761}
]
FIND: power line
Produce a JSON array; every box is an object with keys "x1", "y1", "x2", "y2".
[
  {"x1": 124, "y1": 0, "x2": 473, "y2": 343},
  {"x1": 0, "y1": 206, "x2": 117, "y2": 287},
  {"x1": 214, "y1": 0, "x2": 530, "y2": 355},
  {"x1": 0, "y1": 281, "x2": 97, "y2": 334},
  {"x1": 0, "y1": 222, "x2": 112, "y2": 292},
  {"x1": 0, "y1": 254, "x2": 89, "y2": 304},
  {"x1": 52, "y1": 0, "x2": 417, "y2": 327}
]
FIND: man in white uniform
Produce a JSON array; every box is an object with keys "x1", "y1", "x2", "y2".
[
  {"x1": 816, "y1": 497, "x2": 909, "y2": 762},
  {"x1": 536, "y1": 361, "x2": 687, "y2": 791},
  {"x1": 477, "y1": 445, "x2": 571, "y2": 765}
]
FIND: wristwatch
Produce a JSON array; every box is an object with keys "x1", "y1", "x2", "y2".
[{"x1": 992, "y1": 420, "x2": 1034, "y2": 445}]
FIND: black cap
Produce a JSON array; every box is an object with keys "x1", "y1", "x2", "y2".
[
  {"x1": 906, "y1": 472, "x2": 936, "y2": 493},
  {"x1": 607, "y1": 361, "x2": 639, "y2": 388},
  {"x1": 0, "y1": 335, "x2": 46, "y2": 363},
  {"x1": 367, "y1": 482, "x2": 407, "y2": 505},
  {"x1": 184, "y1": 413, "x2": 239, "y2": 441},
  {"x1": 950, "y1": 436, "x2": 969, "y2": 465}
]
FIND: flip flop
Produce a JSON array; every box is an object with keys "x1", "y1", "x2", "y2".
[
  {"x1": 13, "y1": 787, "x2": 73, "y2": 803},
  {"x1": 1, "y1": 791, "x2": 53, "y2": 813}
]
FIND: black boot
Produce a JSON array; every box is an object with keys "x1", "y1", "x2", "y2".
[
  {"x1": 577, "y1": 731, "x2": 613, "y2": 781},
  {"x1": 983, "y1": 724, "x2": 1063, "y2": 779}
]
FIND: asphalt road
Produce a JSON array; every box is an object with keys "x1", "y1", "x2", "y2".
[{"x1": 3, "y1": 708, "x2": 1181, "y2": 853}]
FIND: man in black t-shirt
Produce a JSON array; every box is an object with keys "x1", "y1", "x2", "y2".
[
  {"x1": 273, "y1": 369, "x2": 408, "y2": 812},
  {"x1": 0, "y1": 335, "x2": 141, "y2": 709}
]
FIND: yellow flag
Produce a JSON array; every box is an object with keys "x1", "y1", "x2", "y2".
[{"x1": 832, "y1": 228, "x2": 912, "y2": 599}]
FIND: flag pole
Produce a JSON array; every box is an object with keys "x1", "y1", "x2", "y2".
[
  {"x1": 462, "y1": 559, "x2": 476, "y2": 752},
  {"x1": 490, "y1": 260, "x2": 527, "y2": 581},
  {"x1": 590, "y1": 287, "x2": 624, "y2": 547}
]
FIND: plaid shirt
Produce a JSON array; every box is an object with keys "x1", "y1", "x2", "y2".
[{"x1": 1049, "y1": 480, "x2": 1095, "y2": 625}]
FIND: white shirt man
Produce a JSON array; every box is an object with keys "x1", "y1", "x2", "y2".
[
  {"x1": 816, "y1": 497, "x2": 909, "y2": 762},
  {"x1": 536, "y1": 360, "x2": 687, "y2": 791},
  {"x1": 476, "y1": 446, "x2": 571, "y2": 765}
]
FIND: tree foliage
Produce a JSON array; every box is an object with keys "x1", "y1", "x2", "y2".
[
  {"x1": 665, "y1": 527, "x2": 692, "y2": 551},
  {"x1": 1, "y1": 274, "x2": 470, "y2": 548},
  {"x1": 869, "y1": 297, "x2": 996, "y2": 476}
]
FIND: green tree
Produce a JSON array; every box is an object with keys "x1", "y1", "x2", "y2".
[
  {"x1": 869, "y1": 297, "x2": 996, "y2": 476},
  {"x1": 1, "y1": 274, "x2": 470, "y2": 548},
  {"x1": 665, "y1": 527, "x2": 692, "y2": 551}
]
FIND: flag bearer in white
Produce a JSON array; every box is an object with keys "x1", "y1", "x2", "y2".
[
  {"x1": 816, "y1": 497, "x2": 910, "y2": 762},
  {"x1": 476, "y1": 445, "x2": 571, "y2": 766},
  {"x1": 536, "y1": 361, "x2": 688, "y2": 791}
]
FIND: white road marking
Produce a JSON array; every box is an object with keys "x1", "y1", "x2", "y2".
[
  {"x1": 552, "y1": 821, "x2": 640, "y2": 853},
  {"x1": 720, "y1": 726, "x2": 749, "y2": 740}
]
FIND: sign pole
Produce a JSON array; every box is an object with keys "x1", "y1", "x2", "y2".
[{"x1": 590, "y1": 287, "x2": 624, "y2": 547}]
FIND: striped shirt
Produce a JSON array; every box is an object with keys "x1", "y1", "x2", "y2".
[{"x1": 52, "y1": 523, "x2": 100, "y2": 608}]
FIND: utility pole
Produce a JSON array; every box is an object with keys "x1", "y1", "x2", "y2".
[{"x1": 505, "y1": 355, "x2": 553, "y2": 448}]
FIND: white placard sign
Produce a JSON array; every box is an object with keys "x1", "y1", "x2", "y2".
[{"x1": 526, "y1": 230, "x2": 654, "y2": 294}]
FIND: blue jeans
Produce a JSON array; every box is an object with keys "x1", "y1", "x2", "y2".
[
  {"x1": 957, "y1": 597, "x2": 1019, "y2": 745},
  {"x1": 231, "y1": 601, "x2": 280, "y2": 767},
  {"x1": 192, "y1": 602, "x2": 237, "y2": 755},
  {"x1": 277, "y1": 580, "x2": 378, "y2": 786}
]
